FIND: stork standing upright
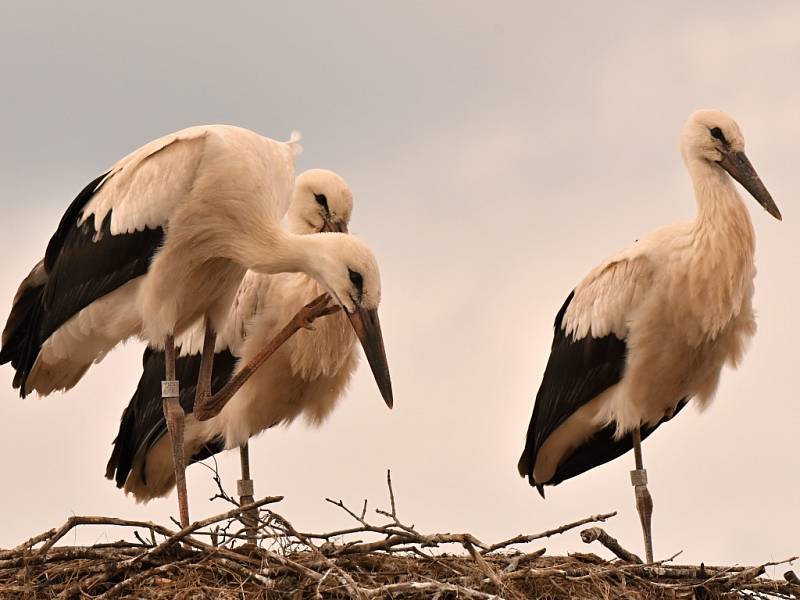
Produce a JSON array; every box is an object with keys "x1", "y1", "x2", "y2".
[
  {"x1": 105, "y1": 168, "x2": 367, "y2": 505},
  {"x1": 0, "y1": 127, "x2": 392, "y2": 528},
  {"x1": 517, "y1": 110, "x2": 781, "y2": 563}
]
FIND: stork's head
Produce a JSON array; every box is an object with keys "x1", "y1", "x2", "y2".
[
  {"x1": 681, "y1": 109, "x2": 781, "y2": 220},
  {"x1": 312, "y1": 234, "x2": 392, "y2": 408},
  {"x1": 288, "y1": 169, "x2": 353, "y2": 234}
]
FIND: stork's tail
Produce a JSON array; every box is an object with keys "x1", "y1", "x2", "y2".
[
  {"x1": 517, "y1": 444, "x2": 543, "y2": 494},
  {"x1": 0, "y1": 260, "x2": 47, "y2": 396},
  {"x1": 107, "y1": 346, "x2": 233, "y2": 501}
]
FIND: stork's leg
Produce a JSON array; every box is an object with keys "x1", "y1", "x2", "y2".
[
  {"x1": 194, "y1": 319, "x2": 217, "y2": 416},
  {"x1": 194, "y1": 293, "x2": 340, "y2": 421},
  {"x1": 193, "y1": 321, "x2": 260, "y2": 541},
  {"x1": 238, "y1": 442, "x2": 258, "y2": 543},
  {"x1": 162, "y1": 335, "x2": 190, "y2": 528},
  {"x1": 631, "y1": 427, "x2": 654, "y2": 563}
]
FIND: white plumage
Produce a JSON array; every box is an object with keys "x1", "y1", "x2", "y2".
[
  {"x1": 3, "y1": 125, "x2": 386, "y2": 397},
  {"x1": 518, "y1": 109, "x2": 780, "y2": 562},
  {"x1": 2, "y1": 128, "x2": 392, "y2": 526},
  {"x1": 127, "y1": 274, "x2": 361, "y2": 500},
  {"x1": 111, "y1": 170, "x2": 361, "y2": 500}
]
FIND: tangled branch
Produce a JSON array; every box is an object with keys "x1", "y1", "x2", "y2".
[{"x1": 1, "y1": 470, "x2": 796, "y2": 599}]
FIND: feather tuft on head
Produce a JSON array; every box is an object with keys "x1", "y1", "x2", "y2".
[{"x1": 287, "y1": 130, "x2": 303, "y2": 157}]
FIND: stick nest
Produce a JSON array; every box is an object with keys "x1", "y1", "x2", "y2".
[{"x1": 1, "y1": 471, "x2": 796, "y2": 599}]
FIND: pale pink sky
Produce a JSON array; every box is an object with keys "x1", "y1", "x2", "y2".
[{"x1": 0, "y1": 2, "x2": 797, "y2": 566}]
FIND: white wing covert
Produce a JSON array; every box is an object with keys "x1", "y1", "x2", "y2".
[
  {"x1": 562, "y1": 248, "x2": 653, "y2": 341},
  {"x1": 82, "y1": 127, "x2": 211, "y2": 234}
]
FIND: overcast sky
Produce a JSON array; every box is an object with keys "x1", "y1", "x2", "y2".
[{"x1": 0, "y1": 2, "x2": 797, "y2": 567}]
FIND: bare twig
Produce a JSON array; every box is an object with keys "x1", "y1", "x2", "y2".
[
  {"x1": 483, "y1": 511, "x2": 617, "y2": 554},
  {"x1": 580, "y1": 526, "x2": 642, "y2": 563},
  {"x1": 36, "y1": 517, "x2": 172, "y2": 556},
  {"x1": 199, "y1": 455, "x2": 240, "y2": 507},
  {"x1": 4, "y1": 472, "x2": 795, "y2": 600},
  {"x1": 463, "y1": 539, "x2": 516, "y2": 598},
  {"x1": 94, "y1": 558, "x2": 195, "y2": 599},
  {"x1": 123, "y1": 495, "x2": 282, "y2": 566},
  {"x1": 362, "y1": 581, "x2": 500, "y2": 599}
]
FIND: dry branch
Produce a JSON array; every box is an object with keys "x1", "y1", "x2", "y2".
[
  {"x1": 580, "y1": 525, "x2": 643, "y2": 563},
  {"x1": 1, "y1": 471, "x2": 795, "y2": 599},
  {"x1": 483, "y1": 511, "x2": 618, "y2": 554}
]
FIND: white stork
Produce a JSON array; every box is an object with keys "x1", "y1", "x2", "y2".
[
  {"x1": 105, "y1": 168, "x2": 364, "y2": 503},
  {"x1": 0, "y1": 128, "x2": 393, "y2": 528},
  {"x1": 517, "y1": 109, "x2": 781, "y2": 563}
]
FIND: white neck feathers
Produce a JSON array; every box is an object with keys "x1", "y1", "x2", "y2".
[
  {"x1": 684, "y1": 159, "x2": 756, "y2": 340},
  {"x1": 689, "y1": 160, "x2": 755, "y2": 260},
  {"x1": 248, "y1": 231, "x2": 337, "y2": 282}
]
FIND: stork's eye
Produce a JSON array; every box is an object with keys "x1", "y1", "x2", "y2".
[
  {"x1": 710, "y1": 127, "x2": 727, "y2": 144},
  {"x1": 348, "y1": 268, "x2": 363, "y2": 291},
  {"x1": 314, "y1": 193, "x2": 329, "y2": 210}
]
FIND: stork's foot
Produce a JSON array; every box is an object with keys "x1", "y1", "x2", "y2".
[
  {"x1": 293, "y1": 293, "x2": 341, "y2": 331},
  {"x1": 631, "y1": 468, "x2": 654, "y2": 563}
]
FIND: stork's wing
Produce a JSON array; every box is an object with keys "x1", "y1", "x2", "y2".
[
  {"x1": 0, "y1": 129, "x2": 209, "y2": 396},
  {"x1": 547, "y1": 398, "x2": 688, "y2": 486},
  {"x1": 80, "y1": 127, "x2": 210, "y2": 234},
  {"x1": 562, "y1": 250, "x2": 653, "y2": 340},
  {"x1": 518, "y1": 251, "x2": 682, "y2": 490},
  {"x1": 105, "y1": 345, "x2": 237, "y2": 489}
]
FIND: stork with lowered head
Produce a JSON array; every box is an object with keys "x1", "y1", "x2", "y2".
[
  {"x1": 1, "y1": 128, "x2": 392, "y2": 528},
  {"x1": 106, "y1": 170, "x2": 386, "y2": 510}
]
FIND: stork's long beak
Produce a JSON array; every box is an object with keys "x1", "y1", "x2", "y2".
[
  {"x1": 347, "y1": 306, "x2": 393, "y2": 408},
  {"x1": 718, "y1": 150, "x2": 782, "y2": 220},
  {"x1": 321, "y1": 219, "x2": 348, "y2": 233}
]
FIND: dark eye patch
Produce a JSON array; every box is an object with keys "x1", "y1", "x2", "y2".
[
  {"x1": 348, "y1": 268, "x2": 363, "y2": 292},
  {"x1": 314, "y1": 193, "x2": 329, "y2": 210},
  {"x1": 710, "y1": 127, "x2": 728, "y2": 144}
]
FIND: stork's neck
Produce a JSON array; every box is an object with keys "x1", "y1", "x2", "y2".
[
  {"x1": 238, "y1": 228, "x2": 336, "y2": 284},
  {"x1": 689, "y1": 159, "x2": 755, "y2": 260},
  {"x1": 681, "y1": 158, "x2": 756, "y2": 339}
]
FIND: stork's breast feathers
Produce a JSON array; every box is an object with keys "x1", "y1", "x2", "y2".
[
  {"x1": 563, "y1": 253, "x2": 653, "y2": 341},
  {"x1": 289, "y1": 313, "x2": 358, "y2": 380}
]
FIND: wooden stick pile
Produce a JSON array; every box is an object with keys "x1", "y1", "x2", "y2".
[{"x1": 1, "y1": 472, "x2": 797, "y2": 599}]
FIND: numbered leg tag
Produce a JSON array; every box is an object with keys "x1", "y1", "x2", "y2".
[
  {"x1": 161, "y1": 380, "x2": 180, "y2": 398},
  {"x1": 629, "y1": 468, "x2": 648, "y2": 487},
  {"x1": 237, "y1": 479, "x2": 254, "y2": 497}
]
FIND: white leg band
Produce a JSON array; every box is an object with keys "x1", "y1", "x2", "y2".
[
  {"x1": 630, "y1": 468, "x2": 648, "y2": 486},
  {"x1": 161, "y1": 380, "x2": 179, "y2": 398},
  {"x1": 237, "y1": 479, "x2": 254, "y2": 497}
]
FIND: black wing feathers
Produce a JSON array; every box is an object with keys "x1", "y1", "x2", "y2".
[
  {"x1": 106, "y1": 346, "x2": 237, "y2": 488},
  {"x1": 550, "y1": 399, "x2": 688, "y2": 485},
  {"x1": 1, "y1": 172, "x2": 164, "y2": 396},
  {"x1": 519, "y1": 291, "x2": 687, "y2": 489},
  {"x1": 44, "y1": 172, "x2": 109, "y2": 271},
  {"x1": 39, "y1": 211, "x2": 164, "y2": 344},
  {"x1": 0, "y1": 263, "x2": 46, "y2": 374},
  {"x1": 518, "y1": 291, "x2": 627, "y2": 484}
]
